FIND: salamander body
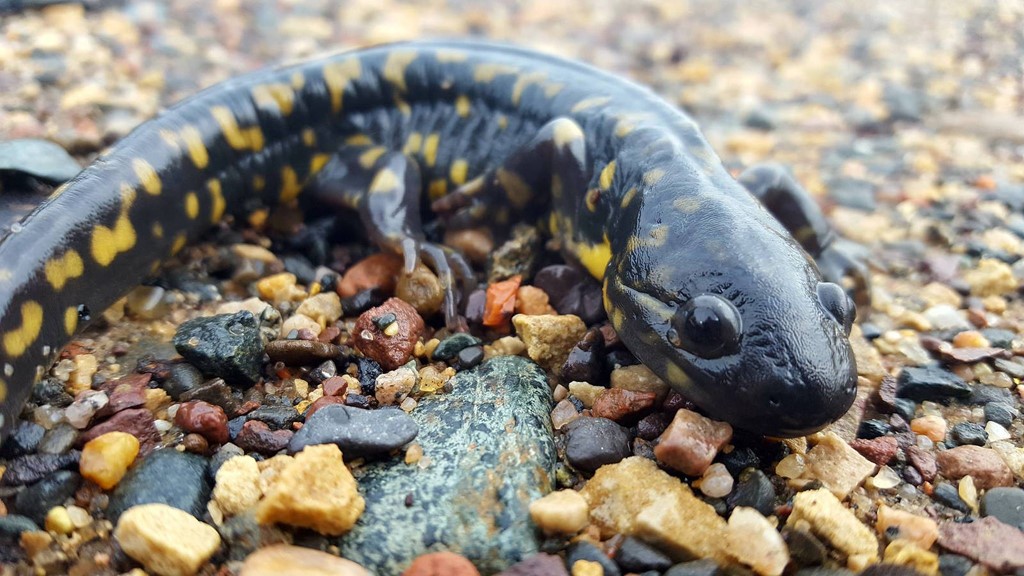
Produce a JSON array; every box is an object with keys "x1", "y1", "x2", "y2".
[{"x1": 0, "y1": 40, "x2": 858, "y2": 442}]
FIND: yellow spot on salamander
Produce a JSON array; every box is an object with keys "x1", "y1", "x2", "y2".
[
  {"x1": 208, "y1": 179, "x2": 226, "y2": 222},
  {"x1": 45, "y1": 249, "x2": 84, "y2": 290},
  {"x1": 322, "y1": 58, "x2": 362, "y2": 113},
  {"x1": 152, "y1": 221, "x2": 164, "y2": 239},
  {"x1": 673, "y1": 196, "x2": 701, "y2": 214},
  {"x1": 620, "y1": 186, "x2": 638, "y2": 209},
  {"x1": 132, "y1": 159, "x2": 161, "y2": 195},
  {"x1": 473, "y1": 63, "x2": 517, "y2": 83},
  {"x1": 346, "y1": 134, "x2": 373, "y2": 146},
  {"x1": 252, "y1": 175, "x2": 265, "y2": 192},
  {"x1": 49, "y1": 183, "x2": 68, "y2": 199},
  {"x1": 310, "y1": 153, "x2": 330, "y2": 174},
  {"x1": 449, "y1": 159, "x2": 468, "y2": 186},
  {"x1": 643, "y1": 168, "x2": 666, "y2": 186},
  {"x1": 548, "y1": 212, "x2": 560, "y2": 235},
  {"x1": 211, "y1": 106, "x2": 265, "y2": 152},
  {"x1": 394, "y1": 95, "x2": 412, "y2": 116},
  {"x1": 64, "y1": 306, "x2": 78, "y2": 336},
  {"x1": 403, "y1": 132, "x2": 423, "y2": 156},
  {"x1": 435, "y1": 49, "x2": 468, "y2": 62},
  {"x1": 496, "y1": 114, "x2": 509, "y2": 130},
  {"x1": 585, "y1": 188, "x2": 601, "y2": 213},
  {"x1": 571, "y1": 96, "x2": 611, "y2": 113},
  {"x1": 428, "y1": 179, "x2": 448, "y2": 201},
  {"x1": 511, "y1": 72, "x2": 546, "y2": 105},
  {"x1": 90, "y1": 186, "x2": 137, "y2": 266},
  {"x1": 185, "y1": 191, "x2": 199, "y2": 220},
  {"x1": 383, "y1": 50, "x2": 418, "y2": 92},
  {"x1": 359, "y1": 147, "x2": 387, "y2": 169},
  {"x1": 0, "y1": 378, "x2": 6, "y2": 402},
  {"x1": 663, "y1": 363, "x2": 691, "y2": 387},
  {"x1": 252, "y1": 83, "x2": 295, "y2": 116},
  {"x1": 423, "y1": 133, "x2": 440, "y2": 167},
  {"x1": 302, "y1": 128, "x2": 316, "y2": 147},
  {"x1": 170, "y1": 232, "x2": 188, "y2": 256},
  {"x1": 599, "y1": 161, "x2": 616, "y2": 190},
  {"x1": 279, "y1": 166, "x2": 302, "y2": 203},
  {"x1": 179, "y1": 126, "x2": 209, "y2": 169},
  {"x1": 291, "y1": 71, "x2": 305, "y2": 89},
  {"x1": 370, "y1": 168, "x2": 400, "y2": 195},
  {"x1": 615, "y1": 119, "x2": 635, "y2": 137},
  {"x1": 496, "y1": 168, "x2": 533, "y2": 209},
  {"x1": 3, "y1": 301, "x2": 43, "y2": 358},
  {"x1": 455, "y1": 95, "x2": 471, "y2": 117},
  {"x1": 159, "y1": 129, "x2": 180, "y2": 150},
  {"x1": 552, "y1": 120, "x2": 584, "y2": 148},
  {"x1": 544, "y1": 83, "x2": 564, "y2": 98},
  {"x1": 576, "y1": 238, "x2": 612, "y2": 279}
]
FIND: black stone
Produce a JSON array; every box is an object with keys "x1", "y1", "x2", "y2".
[
  {"x1": 896, "y1": 366, "x2": 971, "y2": 404},
  {"x1": 432, "y1": 333, "x2": 483, "y2": 361},
  {"x1": 14, "y1": 471, "x2": 81, "y2": 525},
  {"x1": 948, "y1": 422, "x2": 987, "y2": 446},
  {"x1": 615, "y1": 537, "x2": 672, "y2": 573},
  {"x1": 227, "y1": 415, "x2": 246, "y2": 441},
  {"x1": 30, "y1": 378, "x2": 73, "y2": 407},
  {"x1": 743, "y1": 107, "x2": 776, "y2": 131},
  {"x1": 893, "y1": 398, "x2": 917, "y2": 422},
  {"x1": 857, "y1": 419, "x2": 891, "y2": 439},
  {"x1": 981, "y1": 328, "x2": 1016, "y2": 349},
  {"x1": 636, "y1": 412, "x2": 671, "y2": 441},
  {"x1": 727, "y1": 468, "x2": 776, "y2": 516},
  {"x1": 356, "y1": 357, "x2": 382, "y2": 397},
  {"x1": 938, "y1": 554, "x2": 974, "y2": 576},
  {"x1": 36, "y1": 423, "x2": 78, "y2": 455},
  {"x1": 985, "y1": 402, "x2": 1017, "y2": 428},
  {"x1": 902, "y1": 465, "x2": 923, "y2": 486},
  {"x1": 883, "y1": 83, "x2": 923, "y2": 123},
  {"x1": 247, "y1": 405, "x2": 301, "y2": 430},
  {"x1": 340, "y1": 288, "x2": 389, "y2": 317},
  {"x1": 566, "y1": 541, "x2": 620, "y2": 576},
  {"x1": 487, "y1": 225, "x2": 542, "y2": 283},
  {"x1": 107, "y1": 449, "x2": 211, "y2": 521},
  {"x1": 0, "y1": 138, "x2": 81, "y2": 182},
  {"x1": 456, "y1": 345, "x2": 485, "y2": 370},
  {"x1": 564, "y1": 417, "x2": 632, "y2": 473},
  {"x1": 860, "y1": 323, "x2": 883, "y2": 340},
  {"x1": 664, "y1": 560, "x2": 722, "y2": 576},
  {"x1": 308, "y1": 360, "x2": 337, "y2": 385},
  {"x1": 172, "y1": 311, "x2": 264, "y2": 387},
  {"x1": 969, "y1": 385, "x2": 1014, "y2": 406},
  {"x1": 288, "y1": 404, "x2": 418, "y2": 459},
  {"x1": 0, "y1": 421, "x2": 45, "y2": 458},
  {"x1": 180, "y1": 378, "x2": 244, "y2": 417},
  {"x1": 785, "y1": 528, "x2": 828, "y2": 567},
  {"x1": 980, "y1": 487, "x2": 1024, "y2": 530},
  {"x1": 932, "y1": 482, "x2": 971, "y2": 513},
  {"x1": 533, "y1": 265, "x2": 606, "y2": 325},
  {"x1": 0, "y1": 451, "x2": 80, "y2": 486},
  {"x1": 827, "y1": 177, "x2": 876, "y2": 211},
  {"x1": 344, "y1": 394, "x2": 373, "y2": 409},
  {"x1": 0, "y1": 515, "x2": 40, "y2": 543},
  {"x1": 560, "y1": 328, "x2": 608, "y2": 386},
  {"x1": 160, "y1": 362, "x2": 205, "y2": 400},
  {"x1": 718, "y1": 446, "x2": 761, "y2": 476},
  {"x1": 208, "y1": 443, "x2": 245, "y2": 482}
]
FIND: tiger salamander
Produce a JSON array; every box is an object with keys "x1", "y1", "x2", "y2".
[{"x1": 0, "y1": 40, "x2": 865, "y2": 443}]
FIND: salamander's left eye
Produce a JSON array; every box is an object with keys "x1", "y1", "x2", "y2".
[{"x1": 667, "y1": 294, "x2": 742, "y2": 358}]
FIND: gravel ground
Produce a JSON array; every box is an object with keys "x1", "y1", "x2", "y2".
[{"x1": 2, "y1": 1, "x2": 1024, "y2": 575}]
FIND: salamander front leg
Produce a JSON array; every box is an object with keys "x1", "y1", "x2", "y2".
[
  {"x1": 739, "y1": 162, "x2": 871, "y2": 306},
  {"x1": 307, "y1": 149, "x2": 472, "y2": 326},
  {"x1": 432, "y1": 117, "x2": 590, "y2": 233}
]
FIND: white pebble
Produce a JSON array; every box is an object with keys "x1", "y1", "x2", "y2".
[
  {"x1": 985, "y1": 421, "x2": 1011, "y2": 442},
  {"x1": 699, "y1": 463, "x2": 734, "y2": 498}
]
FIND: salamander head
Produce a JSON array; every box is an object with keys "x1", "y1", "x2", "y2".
[{"x1": 604, "y1": 192, "x2": 857, "y2": 438}]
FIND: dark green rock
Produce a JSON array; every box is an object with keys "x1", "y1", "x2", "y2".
[
  {"x1": 339, "y1": 356, "x2": 555, "y2": 574},
  {"x1": 107, "y1": 449, "x2": 211, "y2": 521},
  {"x1": 173, "y1": 311, "x2": 263, "y2": 387},
  {"x1": 431, "y1": 332, "x2": 482, "y2": 361},
  {"x1": 15, "y1": 471, "x2": 81, "y2": 525},
  {"x1": 0, "y1": 139, "x2": 81, "y2": 182}
]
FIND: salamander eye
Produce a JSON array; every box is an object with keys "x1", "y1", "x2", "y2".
[{"x1": 667, "y1": 294, "x2": 742, "y2": 358}]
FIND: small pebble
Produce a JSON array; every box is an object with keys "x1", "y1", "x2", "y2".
[
  {"x1": 512, "y1": 313, "x2": 588, "y2": 372},
  {"x1": 726, "y1": 507, "x2": 790, "y2": 576},
  {"x1": 79, "y1": 431, "x2": 140, "y2": 490},
  {"x1": 115, "y1": 503, "x2": 222, "y2": 576},
  {"x1": 287, "y1": 404, "x2": 418, "y2": 459},
  {"x1": 910, "y1": 415, "x2": 946, "y2": 442},
  {"x1": 353, "y1": 298, "x2": 425, "y2": 371},
  {"x1": 932, "y1": 483, "x2": 971, "y2": 513},
  {"x1": 876, "y1": 505, "x2": 939, "y2": 549},
  {"x1": 564, "y1": 417, "x2": 632, "y2": 472},
  {"x1": 238, "y1": 544, "x2": 369, "y2": 576},
  {"x1": 174, "y1": 401, "x2": 229, "y2": 445},
  {"x1": 65, "y1": 390, "x2": 109, "y2": 429},
  {"x1": 655, "y1": 409, "x2": 733, "y2": 477},
  {"x1": 528, "y1": 489, "x2": 589, "y2": 535},
  {"x1": 173, "y1": 311, "x2": 265, "y2": 387},
  {"x1": 698, "y1": 463, "x2": 734, "y2": 498},
  {"x1": 213, "y1": 455, "x2": 261, "y2": 516},
  {"x1": 948, "y1": 422, "x2": 987, "y2": 446},
  {"x1": 980, "y1": 487, "x2": 1024, "y2": 530},
  {"x1": 14, "y1": 470, "x2": 81, "y2": 525}
]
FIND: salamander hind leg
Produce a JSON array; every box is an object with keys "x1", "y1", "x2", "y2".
[
  {"x1": 431, "y1": 117, "x2": 590, "y2": 234},
  {"x1": 307, "y1": 148, "x2": 471, "y2": 327},
  {"x1": 739, "y1": 162, "x2": 871, "y2": 308}
]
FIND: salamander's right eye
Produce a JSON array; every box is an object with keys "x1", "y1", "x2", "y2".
[{"x1": 667, "y1": 294, "x2": 742, "y2": 359}]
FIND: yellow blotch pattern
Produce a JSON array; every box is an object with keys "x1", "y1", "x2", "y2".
[
  {"x1": 599, "y1": 161, "x2": 616, "y2": 190},
  {"x1": 449, "y1": 159, "x2": 469, "y2": 186},
  {"x1": 370, "y1": 168, "x2": 400, "y2": 195},
  {"x1": 185, "y1": 191, "x2": 200, "y2": 220},
  {"x1": 208, "y1": 179, "x2": 226, "y2": 223},
  {"x1": 211, "y1": 106, "x2": 265, "y2": 152},
  {"x1": 279, "y1": 166, "x2": 302, "y2": 203},
  {"x1": 179, "y1": 126, "x2": 209, "y2": 169},
  {"x1": 576, "y1": 238, "x2": 612, "y2": 279},
  {"x1": 322, "y1": 58, "x2": 362, "y2": 113},
  {"x1": 252, "y1": 83, "x2": 295, "y2": 116},
  {"x1": 64, "y1": 306, "x2": 78, "y2": 336},
  {"x1": 3, "y1": 301, "x2": 43, "y2": 358},
  {"x1": 132, "y1": 159, "x2": 161, "y2": 195},
  {"x1": 423, "y1": 134, "x2": 440, "y2": 167},
  {"x1": 359, "y1": 147, "x2": 388, "y2": 169},
  {"x1": 383, "y1": 50, "x2": 418, "y2": 92},
  {"x1": 455, "y1": 95, "x2": 471, "y2": 117},
  {"x1": 44, "y1": 249, "x2": 84, "y2": 290},
  {"x1": 90, "y1": 186, "x2": 137, "y2": 266}
]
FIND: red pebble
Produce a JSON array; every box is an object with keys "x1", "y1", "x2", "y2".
[
  {"x1": 322, "y1": 376, "x2": 348, "y2": 397},
  {"x1": 235, "y1": 420, "x2": 292, "y2": 455},
  {"x1": 175, "y1": 400, "x2": 229, "y2": 444},
  {"x1": 402, "y1": 551, "x2": 480, "y2": 576},
  {"x1": 78, "y1": 408, "x2": 161, "y2": 455},
  {"x1": 352, "y1": 298, "x2": 425, "y2": 371},
  {"x1": 849, "y1": 435, "x2": 899, "y2": 465},
  {"x1": 305, "y1": 395, "x2": 346, "y2": 419},
  {"x1": 591, "y1": 389, "x2": 658, "y2": 422}
]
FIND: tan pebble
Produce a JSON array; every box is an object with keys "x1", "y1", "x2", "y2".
[
  {"x1": 238, "y1": 544, "x2": 369, "y2": 576},
  {"x1": 19, "y1": 530, "x2": 52, "y2": 559},
  {"x1": 232, "y1": 244, "x2": 278, "y2": 263},
  {"x1": 216, "y1": 297, "x2": 275, "y2": 318},
  {"x1": 375, "y1": 365, "x2": 418, "y2": 405},
  {"x1": 296, "y1": 292, "x2": 343, "y2": 327},
  {"x1": 911, "y1": 415, "x2": 947, "y2": 442},
  {"x1": 982, "y1": 295, "x2": 1007, "y2": 314},
  {"x1": 876, "y1": 505, "x2": 939, "y2": 549},
  {"x1": 776, "y1": 454, "x2": 806, "y2": 479},
  {"x1": 884, "y1": 540, "x2": 939, "y2": 575},
  {"x1": 980, "y1": 371, "x2": 1014, "y2": 388},
  {"x1": 45, "y1": 506, "x2": 74, "y2": 534},
  {"x1": 69, "y1": 353, "x2": 99, "y2": 395},
  {"x1": 483, "y1": 335, "x2": 527, "y2": 359},
  {"x1": 256, "y1": 444, "x2": 365, "y2": 535},
  {"x1": 610, "y1": 364, "x2": 669, "y2": 401},
  {"x1": 66, "y1": 505, "x2": 91, "y2": 528},
  {"x1": 551, "y1": 399, "x2": 582, "y2": 430},
  {"x1": 444, "y1": 228, "x2": 493, "y2": 265},
  {"x1": 115, "y1": 503, "x2": 222, "y2": 576},
  {"x1": 280, "y1": 313, "x2": 322, "y2": 338},
  {"x1": 952, "y1": 330, "x2": 990, "y2": 348},
  {"x1": 257, "y1": 272, "x2": 307, "y2": 304},
  {"x1": 404, "y1": 443, "x2": 423, "y2": 465},
  {"x1": 570, "y1": 560, "x2": 602, "y2": 576},
  {"x1": 787, "y1": 488, "x2": 879, "y2": 564},
  {"x1": 801, "y1": 432, "x2": 876, "y2": 499},
  {"x1": 964, "y1": 258, "x2": 1018, "y2": 297},
  {"x1": 958, "y1": 476, "x2": 979, "y2": 512},
  {"x1": 920, "y1": 282, "x2": 963, "y2": 308},
  {"x1": 567, "y1": 381, "x2": 605, "y2": 408},
  {"x1": 511, "y1": 314, "x2": 587, "y2": 372},
  {"x1": 515, "y1": 285, "x2": 557, "y2": 315},
  {"x1": 726, "y1": 507, "x2": 789, "y2": 576},
  {"x1": 396, "y1": 263, "x2": 445, "y2": 316},
  {"x1": 213, "y1": 455, "x2": 262, "y2": 516},
  {"x1": 80, "y1": 431, "x2": 140, "y2": 490},
  {"x1": 337, "y1": 252, "x2": 403, "y2": 298},
  {"x1": 528, "y1": 489, "x2": 590, "y2": 536}
]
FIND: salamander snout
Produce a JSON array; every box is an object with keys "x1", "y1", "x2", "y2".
[{"x1": 816, "y1": 281, "x2": 856, "y2": 335}]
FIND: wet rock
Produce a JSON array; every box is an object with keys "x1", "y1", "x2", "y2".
[
  {"x1": 664, "y1": 560, "x2": 722, "y2": 576},
  {"x1": 235, "y1": 420, "x2": 292, "y2": 455},
  {"x1": 37, "y1": 423, "x2": 78, "y2": 455},
  {"x1": 287, "y1": 404, "x2": 418, "y2": 459},
  {"x1": 937, "y1": 516, "x2": 1024, "y2": 572},
  {"x1": 827, "y1": 177, "x2": 876, "y2": 211},
  {"x1": 175, "y1": 401, "x2": 229, "y2": 444},
  {"x1": 115, "y1": 503, "x2": 222, "y2": 576},
  {"x1": 79, "y1": 431, "x2": 139, "y2": 490},
  {"x1": 338, "y1": 253, "x2": 403, "y2": 299},
  {"x1": 532, "y1": 265, "x2": 605, "y2": 324},
  {"x1": 931, "y1": 483, "x2": 970, "y2": 513},
  {"x1": 984, "y1": 402, "x2": 1017, "y2": 427},
  {"x1": 786, "y1": 489, "x2": 879, "y2": 564},
  {"x1": 636, "y1": 412, "x2": 671, "y2": 441},
  {"x1": 785, "y1": 529, "x2": 828, "y2": 567},
  {"x1": 849, "y1": 436, "x2": 898, "y2": 465},
  {"x1": 107, "y1": 449, "x2": 211, "y2": 521},
  {"x1": 432, "y1": 333, "x2": 483, "y2": 361},
  {"x1": 180, "y1": 378, "x2": 244, "y2": 417},
  {"x1": 906, "y1": 445, "x2": 937, "y2": 482},
  {"x1": 801, "y1": 432, "x2": 877, "y2": 499},
  {"x1": 173, "y1": 311, "x2": 264, "y2": 387},
  {"x1": 79, "y1": 408, "x2": 160, "y2": 454},
  {"x1": 352, "y1": 298, "x2": 425, "y2": 371},
  {"x1": 265, "y1": 339, "x2": 343, "y2": 366},
  {"x1": 937, "y1": 555, "x2": 973, "y2": 576},
  {"x1": 0, "y1": 138, "x2": 81, "y2": 182},
  {"x1": 591, "y1": 388, "x2": 657, "y2": 422},
  {"x1": 239, "y1": 544, "x2": 369, "y2": 576},
  {"x1": 497, "y1": 554, "x2": 569, "y2": 576},
  {"x1": 209, "y1": 443, "x2": 245, "y2": 481},
  {"x1": 512, "y1": 313, "x2": 588, "y2": 372},
  {"x1": 726, "y1": 507, "x2": 790, "y2": 576},
  {"x1": 857, "y1": 419, "x2": 890, "y2": 439},
  {"x1": 528, "y1": 489, "x2": 589, "y2": 536},
  {"x1": 980, "y1": 487, "x2": 1024, "y2": 530},
  {"x1": 0, "y1": 515, "x2": 41, "y2": 544},
  {"x1": 948, "y1": 422, "x2": 987, "y2": 446},
  {"x1": 338, "y1": 356, "x2": 555, "y2": 574},
  {"x1": 615, "y1": 537, "x2": 673, "y2": 573},
  {"x1": 718, "y1": 446, "x2": 761, "y2": 476},
  {"x1": 565, "y1": 541, "x2": 620, "y2": 576},
  {"x1": 727, "y1": 468, "x2": 776, "y2": 516},
  {"x1": 654, "y1": 409, "x2": 733, "y2": 477},
  {"x1": 31, "y1": 378, "x2": 73, "y2": 407},
  {"x1": 65, "y1": 390, "x2": 108, "y2": 429},
  {"x1": 1, "y1": 451, "x2": 80, "y2": 486},
  {"x1": 247, "y1": 405, "x2": 300, "y2": 430},
  {"x1": 935, "y1": 445, "x2": 1013, "y2": 489},
  {"x1": 564, "y1": 417, "x2": 632, "y2": 473},
  {"x1": 896, "y1": 366, "x2": 971, "y2": 403},
  {"x1": 14, "y1": 471, "x2": 81, "y2": 525},
  {"x1": 0, "y1": 421, "x2": 45, "y2": 458},
  {"x1": 875, "y1": 505, "x2": 938, "y2": 549},
  {"x1": 160, "y1": 362, "x2": 205, "y2": 400},
  {"x1": 560, "y1": 328, "x2": 607, "y2": 386}
]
